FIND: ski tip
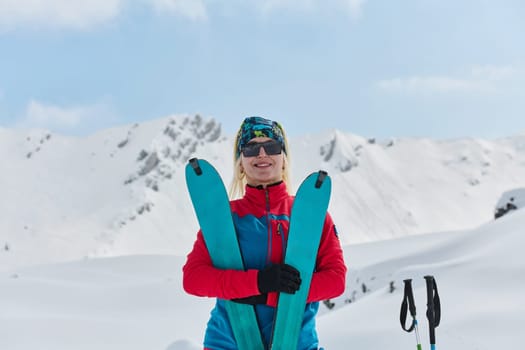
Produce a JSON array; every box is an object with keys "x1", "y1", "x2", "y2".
[
  {"x1": 188, "y1": 158, "x2": 203, "y2": 176},
  {"x1": 315, "y1": 170, "x2": 328, "y2": 189}
]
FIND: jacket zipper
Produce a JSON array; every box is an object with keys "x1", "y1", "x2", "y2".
[
  {"x1": 265, "y1": 188, "x2": 272, "y2": 264},
  {"x1": 277, "y1": 222, "x2": 286, "y2": 256}
]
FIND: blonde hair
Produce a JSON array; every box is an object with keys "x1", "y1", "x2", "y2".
[{"x1": 229, "y1": 127, "x2": 292, "y2": 199}]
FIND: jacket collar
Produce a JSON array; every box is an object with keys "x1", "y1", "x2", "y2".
[{"x1": 244, "y1": 181, "x2": 290, "y2": 206}]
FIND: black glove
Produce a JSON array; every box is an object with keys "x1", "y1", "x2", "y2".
[
  {"x1": 257, "y1": 264, "x2": 301, "y2": 294},
  {"x1": 231, "y1": 294, "x2": 268, "y2": 305}
]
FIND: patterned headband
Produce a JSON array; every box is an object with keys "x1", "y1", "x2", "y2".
[{"x1": 235, "y1": 116, "x2": 286, "y2": 159}]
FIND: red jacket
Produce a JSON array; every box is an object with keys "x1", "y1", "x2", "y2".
[{"x1": 183, "y1": 181, "x2": 346, "y2": 307}]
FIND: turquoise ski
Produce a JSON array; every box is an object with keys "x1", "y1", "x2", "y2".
[
  {"x1": 270, "y1": 171, "x2": 332, "y2": 350},
  {"x1": 185, "y1": 158, "x2": 265, "y2": 350}
]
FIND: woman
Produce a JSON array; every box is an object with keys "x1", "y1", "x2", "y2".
[{"x1": 183, "y1": 116, "x2": 347, "y2": 350}]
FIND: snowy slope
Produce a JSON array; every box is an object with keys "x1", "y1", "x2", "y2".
[
  {"x1": 1, "y1": 205, "x2": 523, "y2": 349},
  {"x1": 319, "y1": 206, "x2": 525, "y2": 349},
  {"x1": 0, "y1": 115, "x2": 229, "y2": 271},
  {"x1": 1, "y1": 115, "x2": 525, "y2": 272}
]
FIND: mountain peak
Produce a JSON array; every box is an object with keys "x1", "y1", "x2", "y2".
[
  {"x1": 120, "y1": 114, "x2": 224, "y2": 190},
  {"x1": 2, "y1": 115, "x2": 525, "y2": 271}
]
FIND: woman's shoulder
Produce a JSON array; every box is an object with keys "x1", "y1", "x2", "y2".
[{"x1": 229, "y1": 197, "x2": 257, "y2": 216}]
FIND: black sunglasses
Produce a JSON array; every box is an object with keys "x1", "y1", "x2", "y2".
[{"x1": 242, "y1": 140, "x2": 283, "y2": 157}]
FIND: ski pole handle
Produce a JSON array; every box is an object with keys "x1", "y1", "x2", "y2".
[
  {"x1": 400, "y1": 279, "x2": 417, "y2": 332},
  {"x1": 424, "y1": 275, "x2": 441, "y2": 349},
  {"x1": 400, "y1": 279, "x2": 422, "y2": 350}
]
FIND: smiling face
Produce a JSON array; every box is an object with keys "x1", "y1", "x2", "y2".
[{"x1": 240, "y1": 137, "x2": 285, "y2": 187}]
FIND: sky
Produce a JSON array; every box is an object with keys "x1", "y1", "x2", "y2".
[{"x1": 1, "y1": 0, "x2": 524, "y2": 139}]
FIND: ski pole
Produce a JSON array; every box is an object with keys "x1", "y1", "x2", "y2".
[
  {"x1": 400, "y1": 279, "x2": 422, "y2": 350},
  {"x1": 424, "y1": 275, "x2": 441, "y2": 350}
]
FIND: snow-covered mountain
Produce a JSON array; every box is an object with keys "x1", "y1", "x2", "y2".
[{"x1": 2, "y1": 114, "x2": 525, "y2": 271}]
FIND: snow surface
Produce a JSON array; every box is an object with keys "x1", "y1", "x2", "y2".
[
  {"x1": 1, "y1": 115, "x2": 525, "y2": 348},
  {"x1": 1, "y1": 207, "x2": 524, "y2": 349}
]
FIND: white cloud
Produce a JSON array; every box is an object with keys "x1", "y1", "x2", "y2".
[
  {"x1": 339, "y1": 0, "x2": 367, "y2": 19},
  {"x1": 0, "y1": 0, "x2": 122, "y2": 31},
  {"x1": 16, "y1": 100, "x2": 118, "y2": 134},
  {"x1": 470, "y1": 64, "x2": 517, "y2": 81},
  {"x1": 150, "y1": 0, "x2": 207, "y2": 21},
  {"x1": 258, "y1": 0, "x2": 315, "y2": 14},
  {"x1": 376, "y1": 64, "x2": 522, "y2": 95},
  {"x1": 257, "y1": 0, "x2": 366, "y2": 18},
  {"x1": 377, "y1": 76, "x2": 490, "y2": 94},
  {"x1": 25, "y1": 100, "x2": 83, "y2": 127},
  {"x1": 0, "y1": 0, "x2": 367, "y2": 30},
  {"x1": 0, "y1": 0, "x2": 209, "y2": 31}
]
